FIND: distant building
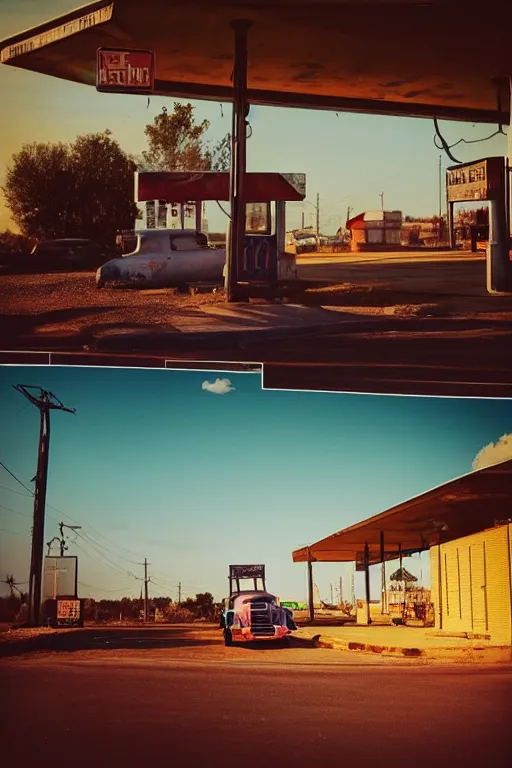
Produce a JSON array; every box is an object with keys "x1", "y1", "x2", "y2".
[{"x1": 346, "y1": 210, "x2": 402, "y2": 251}]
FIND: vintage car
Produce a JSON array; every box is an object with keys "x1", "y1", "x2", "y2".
[
  {"x1": 220, "y1": 590, "x2": 297, "y2": 646},
  {"x1": 96, "y1": 229, "x2": 226, "y2": 288}
]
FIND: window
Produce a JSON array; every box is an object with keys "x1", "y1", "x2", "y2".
[{"x1": 245, "y1": 202, "x2": 271, "y2": 235}]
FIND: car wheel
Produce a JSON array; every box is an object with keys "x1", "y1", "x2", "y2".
[{"x1": 224, "y1": 628, "x2": 233, "y2": 647}]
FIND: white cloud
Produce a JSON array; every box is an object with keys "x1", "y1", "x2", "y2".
[
  {"x1": 472, "y1": 433, "x2": 512, "y2": 471},
  {"x1": 201, "y1": 378, "x2": 235, "y2": 395}
]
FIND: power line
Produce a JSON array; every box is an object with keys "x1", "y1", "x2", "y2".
[
  {"x1": 73, "y1": 530, "x2": 142, "y2": 578},
  {"x1": 77, "y1": 530, "x2": 144, "y2": 566},
  {"x1": 70, "y1": 537, "x2": 138, "y2": 580},
  {"x1": 78, "y1": 581, "x2": 132, "y2": 594},
  {"x1": 0, "y1": 484, "x2": 32, "y2": 498},
  {"x1": 0, "y1": 503, "x2": 31, "y2": 518},
  {"x1": 0, "y1": 461, "x2": 34, "y2": 495},
  {"x1": 0, "y1": 527, "x2": 28, "y2": 538}
]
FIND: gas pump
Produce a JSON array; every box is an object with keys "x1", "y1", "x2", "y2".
[{"x1": 134, "y1": 170, "x2": 306, "y2": 297}]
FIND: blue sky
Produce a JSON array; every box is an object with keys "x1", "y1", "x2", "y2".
[
  {"x1": 1, "y1": 365, "x2": 512, "y2": 603},
  {"x1": 0, "y1": 0, "x2": 508, "y2": 235}
]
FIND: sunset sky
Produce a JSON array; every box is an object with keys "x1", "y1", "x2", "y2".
[
  {"x1": 0, "y1": 0, "x2": 508, "y2": 235},
  {"x1": 1, "y1": 365, "x2": 511, "y2": 604}
]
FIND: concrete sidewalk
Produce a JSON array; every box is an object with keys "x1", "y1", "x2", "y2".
[
  {"x1": 294, "y1": 624, "x2": 512, "y2": 663},
  {"x1": 91, "y1": 302, "x2": 366, "y2": 351}
]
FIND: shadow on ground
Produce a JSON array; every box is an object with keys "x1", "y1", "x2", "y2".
[{"x1": 0, "y1": 626, "x2": 222, "y2": 658}]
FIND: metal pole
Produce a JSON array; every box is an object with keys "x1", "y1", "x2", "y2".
[
  {"x1": 438, "y1": 155, "x2": 442, "y2": 218},
  {"x1": 195, "y1": 201, "x2": 202, "y2": 232},
  {"x1": 316, "y1": 192, "x2": 320, "y2": 239},
  {"x1": 380, "y1": 531, "x2": 386, "y2": 614},
  {"x1": 364, "y1": 542, "x2": 371, "y2": 624},
  {"x1": 438, "y1": 539, "x2": 443, "y2": 630},
  {"x1": 225, "y1": 19, "x2": 252, "y2": 302},
  {"x1": 307, "y1": 555, "x2": 315, "y2": 622},
  {"x1": 144, "y1": 558, "x2": 149, "y2": 622}
]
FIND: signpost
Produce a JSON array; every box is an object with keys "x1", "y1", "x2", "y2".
[
  {"x1": 446, "y1": 157, "x2": 510, "y2": 294},
  {"x1": 229, "y1": 564, "x2": 266, "y2": 594}
]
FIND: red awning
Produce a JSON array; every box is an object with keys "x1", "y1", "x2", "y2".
[
  {"x1": 346, "y1": 212, "x2": 365, "y2": 230},
  {"x1": 135, "y1": 172, "x2": 306, "y2": 203}
]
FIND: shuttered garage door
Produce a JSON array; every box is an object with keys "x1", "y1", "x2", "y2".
[{"x1": 469, "y1": 542, "x2": 487, "y2": 634}]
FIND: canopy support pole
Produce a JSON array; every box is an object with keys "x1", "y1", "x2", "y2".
[
  {"x1": 225, "y1": 19, "x2": 252, "y2": 302},
  {"x1": 307, "y1": 554, "x2": 315, "y2": 622},
  {"x1": 380, "y1": 530, "x2": 387, "y2": 614},
  {"x1": 486, "y1": 75, "x2": 512, "y2": 294},
  {"x1": 195, "y1": 201, "x2": 203, "y2": 232},
  {"x1": 364, "y1": 542, "x2": 370, "y2": 624}
]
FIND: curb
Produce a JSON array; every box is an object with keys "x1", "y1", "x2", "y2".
[
  {"x1": 85, "y1": 314, "x2": 512, "y2": 352},
  {"x1": 299, "y1": 633, "x2": 512, "y2": 663},
  {"x1": 88, "y1": 319, "x2": 363, "y2": 352}
]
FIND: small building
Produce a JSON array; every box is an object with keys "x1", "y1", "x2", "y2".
[
  {"x1": 292, "y1": 458, "x2": 512, "y2": 646},
  {"x1": 430, "y1": 523, "x2": 511, "y2": 643},
  {"x1": 346, "y1": 210, "x2": 402, "y2": 251}
]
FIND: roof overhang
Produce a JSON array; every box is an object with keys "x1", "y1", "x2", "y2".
[
  {"x1": 292, "y1": 458, "x2": 512, "y2": 566},
  {"x1": 1, "y1": 1, "x2": 511, "y2": 125},
  {"x1": 135, "y1": 171, "x2": 306, "y2": 202}
]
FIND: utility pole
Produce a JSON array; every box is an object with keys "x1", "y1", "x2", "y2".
[
  {"x1": 346, "y1": 206, "x2": 353, "y2": 227},
  {"x1": 339, "y1": 576, "x2": 343, "y2": 605},
  {"x1": 330, "y1": 583, "x2": 333, "y2": 604},
  {"x1": 316, "y1": 192, "x2": 320, "y2": 239},
  {"x1": 379, "y1": 191, "x2": 384, "y2": 211},
  {"x1": 14, "y1": 386, "x2": 75, "y2": 627},
  {"x1": 144, "y1": 558, "x2": 149, "y2": 622},
  {"x1": 178, "y1": 582, "x2": 182, "y2": 605},
  {"x1": 59, "y1": 521, "x2": 81, "y2": 557},
  {"x1": 301, "y1": 211, "x2": 305, "y2": 229}
]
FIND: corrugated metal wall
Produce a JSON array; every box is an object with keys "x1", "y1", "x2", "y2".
[{"x1": 429, "y1": 524, "x2": 512, "y2": 644}]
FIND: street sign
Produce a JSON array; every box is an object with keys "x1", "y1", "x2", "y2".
[
  {"x1": 96, "y1": 48, "x2": 155, "y2": 94},
  {"x1": 229, "y1": 564, "x2": 265, "y2": 580}
]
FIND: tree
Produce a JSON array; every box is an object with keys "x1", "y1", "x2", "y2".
[
  {"x1": 138, "y1": 102, "x2": 230, "y2": 172},
  {"x1": 3, "y1": 131, "x2": 139, "y2": 244}
]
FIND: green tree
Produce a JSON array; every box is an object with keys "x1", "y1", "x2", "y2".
[
  {"x1": 138, "y1": 102, "x2": 230, "y2": 172},
  {"x1": 3, "y1": 131, "x2": 139, "y2": 244}
]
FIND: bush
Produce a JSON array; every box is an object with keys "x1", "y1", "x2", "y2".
[{"x1": 164, "y1": 604, "x2": 197, "y2": 623}]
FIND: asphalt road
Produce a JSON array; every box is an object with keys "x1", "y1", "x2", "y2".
[{"x1": 1, "y1": 627, "x2": 511, "y2": 767}]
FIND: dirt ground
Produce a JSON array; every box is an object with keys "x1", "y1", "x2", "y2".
[{"x1": 1, "y1": 250, "x2": 511, "y2": 350}]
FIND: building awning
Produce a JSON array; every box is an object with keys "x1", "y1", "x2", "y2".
[
  {"x1": 1, "y1": 1, "x2": 510, "y2": 124},
  {"x1": 346, "y1": 213, "x2": 365, "y2": 230},
  {"x1": 135, "y1": 172, "x2": 305, "y2": 203},
  {"x1": 292, "y1": 458, "x2": 512, "y2": 567}
]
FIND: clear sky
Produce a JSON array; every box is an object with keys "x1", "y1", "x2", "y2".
[
  {"x1": 1, "y1": 364, "x2": 512, "y2": 604},
  {"x1": 0, "y1": 0, "x2": 508, "y2": 235}
]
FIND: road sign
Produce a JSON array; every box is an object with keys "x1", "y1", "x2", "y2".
[
  {"x1": 96, "y1": 48, "x2": 155, "y2": 94},
  {"x1": 57, "y1": 599, "x2": 80, "y2": 620}
]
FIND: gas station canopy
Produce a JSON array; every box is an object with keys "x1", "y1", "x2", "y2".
[
  {"x1": 1, "y1": 0, "x2": 511, "y2": 124},
  {"x1": 292, "y1": 458, "x2": 512, "y2": 566}
]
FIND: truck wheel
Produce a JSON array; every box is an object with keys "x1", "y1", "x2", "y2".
[{"x1": 224, "y1": 628, "x2": 233, "y2": 647}]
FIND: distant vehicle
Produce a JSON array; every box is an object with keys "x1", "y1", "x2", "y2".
[
  {"x1": 96, "y1": 229, "x2": 225, "y2": 288},
  {"x1": 220, "y1": 564, "x2": 297, "y2": 646},
  {"x1": 220, "y1": 590, "x2": 297, "y2": 646},
  {"x1": 31, "y1": 238, "x2": 108, "y2": 270}
]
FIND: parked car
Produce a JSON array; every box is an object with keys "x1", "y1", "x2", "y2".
[
  {"x1": 96, "y1": 229, "x2": 226, "y2": 288},
  {"x1": 31, "y1": 238, "x2": 109, "y2": 270}
]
